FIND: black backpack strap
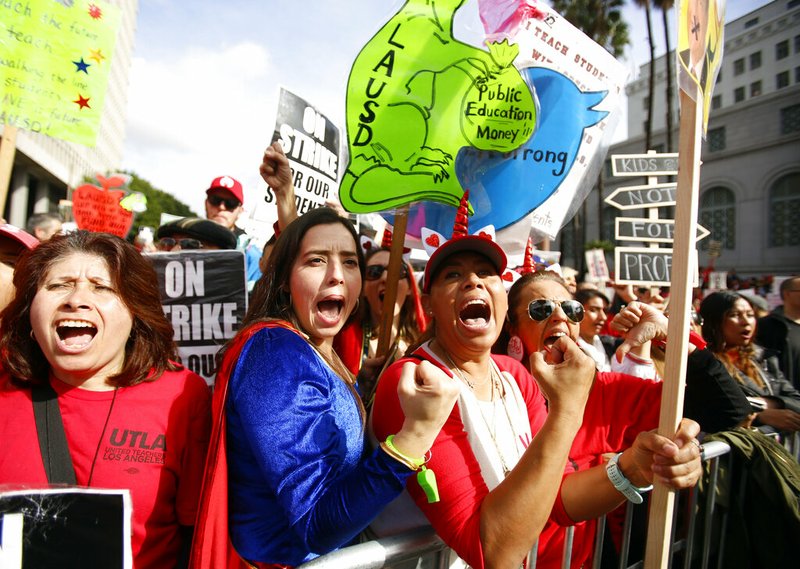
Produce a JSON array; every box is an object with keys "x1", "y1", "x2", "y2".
[{"x1": 32, "y1": 382, "x2": 77, "y2": 485}]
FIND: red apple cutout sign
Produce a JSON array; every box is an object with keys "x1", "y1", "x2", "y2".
[{"x1": 72, "y1": 174, "x2": 134, "y2": 238}]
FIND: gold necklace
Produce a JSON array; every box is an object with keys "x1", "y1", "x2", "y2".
[
  {"x1": 440, "y1": 348, "x2": 491, "y2": 389},
  {"x1": 475, "y1": 363, "x2": 523, "y2": 478}
]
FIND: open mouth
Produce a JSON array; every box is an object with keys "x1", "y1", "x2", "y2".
[
  {"x1": 543, "y1": 331, "x2": 567, "y2": 349},
  {"x1": 459, "y1": 299, "x2": 491, "y2": 328},
  {"x1": 56, "y1": 320, "x2": 97, "y2": 349},
  {"x1": 318, "y1": 299, "x2": 344, "y2": 321}
]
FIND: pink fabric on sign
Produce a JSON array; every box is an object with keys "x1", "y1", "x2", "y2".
[{"x1": 478, "y1": 0, "x2": 546, "y2": 39}]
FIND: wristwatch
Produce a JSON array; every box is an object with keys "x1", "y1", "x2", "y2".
[{"x1": 605, "y1": 452, "x2": 653, "y2": 504}]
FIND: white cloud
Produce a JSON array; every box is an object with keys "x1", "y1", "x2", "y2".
[{"x1": 122, "y1": 41, "x2": 277, "y2": 216}]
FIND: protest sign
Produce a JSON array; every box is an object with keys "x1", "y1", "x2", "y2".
[
  {"x1": 677, "y1": 0, "x2": 726, "y2": 134},
  {"x1": 0, "y1": 0, "x2": 121, "y2": 146},
  {"x1": 266, "y1": 87, "x2": 341, "y2": 217},
  {"x1": 585, "y1": 248, "x2": 610, "y2": 283},
  {"x1": 339, "y1": 0, "x2": 536, "y2": 215},
  {"x1": 72, "y1": 173, "x2": 134, "y2": 237},
  {"x1": 389, "y1": 0, "x2": 628, "y2": 249},
  {"x1": 147, "y1": 250, "x2": 247, "y2": 386},
  {"x1": 0, "y1": 487, "x2": 132, "y2": 569}
]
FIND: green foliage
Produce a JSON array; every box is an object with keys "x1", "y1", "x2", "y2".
[
  {"x1": 551, "y1": 0, "x2": 630, "y2": 57},
  {"x1": 123, "y1": 171, "x2": 197, "y2": 231},
  {"x1": 585, "y1": 239, "x2": 615, "y2": 252}
]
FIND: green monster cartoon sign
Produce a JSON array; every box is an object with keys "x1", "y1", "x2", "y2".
[{"x1": 340, "y1": 0, "x2": 537, "y2": 213}]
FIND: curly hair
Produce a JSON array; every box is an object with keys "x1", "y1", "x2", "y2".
[{"x1": 0, "y1": 230, "x2": 179, "y2": 387}]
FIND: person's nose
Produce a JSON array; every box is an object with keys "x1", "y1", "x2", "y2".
[
  {"x1": 63, "y1": 283, "x2": 92, "y2": 309},
  {"x1": 550, "y1": 302, "x2": 570, "y2": 323},
  {"x1": 328, "y1": 260, "x2": 345, "y2": 284},
  {"x1": 462, "y1": 271, "x2": 484, "y2": 290}
]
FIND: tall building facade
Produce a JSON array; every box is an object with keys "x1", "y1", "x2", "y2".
[
  {"x1": 0, "y1": 0, "x2": 139, "y2": 228},
  {"x1": 560, "y1": 0, "x2": 800, "y2": 278}
]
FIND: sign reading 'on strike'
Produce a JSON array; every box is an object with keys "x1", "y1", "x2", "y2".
[{"x1": 147, "y1": 250, "x2": 248, "y2": 387}]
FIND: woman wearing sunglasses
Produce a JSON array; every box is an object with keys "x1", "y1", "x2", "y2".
[
  {"x1": 370, "y1": 204, "x2": 703, "y2": 569},
  {"x1": 334, "y1": 232, "x2": 427, "y2": 407},
  {"x1": 504, "y1": 271, "x2": 750, "y2": 568}
]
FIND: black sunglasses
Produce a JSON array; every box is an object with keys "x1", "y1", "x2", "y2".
[
  {"x1": 527, "y1": 299, "x2": 585, "y2": 323},
  {"x1": 157, "y1": 237, "x2": 203, "y2": 250},
  {"x1": 207, "y1": 195, "x2": 241, "y2": 210},
  {"x1": 365, "y1": 263, "x2": 409, "y2": 281}
]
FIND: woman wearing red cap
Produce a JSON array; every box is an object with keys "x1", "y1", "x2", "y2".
[{"x1": 371, "y1": 193, "x2": 703, "y2": 569}]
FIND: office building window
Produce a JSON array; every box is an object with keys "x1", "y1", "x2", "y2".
[
  {"x1": 768, "y1": 173, "x2": 800, "y2": 247},
  {"x1": 750, "y1": 51, "x2": 762, "y2": 69},
  {"x1": 734, "y1": 86, "x2": 745, "y2": 103},
  {"x1": 776, "y1": 40, "x2": 789, "y2": 60},
  {"x1": 716, "y1": 70, "x2": 723, "y2": 83},
  {"x1": 711, "y1": 94, "x2": 722, "y2": 109},
  {"x1": 781, "y1": 104, "x2": 800, "y2": 135},
  {"x1": 777, "y1": 71, "x2": 790, "y2": 89},
  {"x1": 744, "y1": 18, "x2": 759, "y2": 29},
  {"x1": 795, "y1": 34, "x2": 800, "y2": 53},
  {"x1": 733, "y1": 58, "x2": 745, "y2": 75},
  {"x1": 708, "y1": 127, "x2": 726, "y2": 152},
  {"x1": 750, "y1": 81, "x2": 762, "y2": 97},
  {"x1": 700, "y1": 187, "x2": 735, "y2": 250},
  {"x1": 795, "y1": 66, "x2": 800, "y2": 84}
]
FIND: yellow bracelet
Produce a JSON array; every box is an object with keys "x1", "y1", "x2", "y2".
[{"x1": 382, "y1": 435, "x2": 427, "y2": 470}]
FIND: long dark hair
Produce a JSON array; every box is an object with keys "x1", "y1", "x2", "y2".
[
  {"x1": 0, "y1": 230, "x2": 179, "y2": 387},
  {"x1": 699, "y1": 291, "x2": 762, "y2": 387}
]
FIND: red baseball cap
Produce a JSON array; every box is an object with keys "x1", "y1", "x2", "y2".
[
  {"x1": 0, "y1": 223, "x2": 39, "y2": 252},
  {"x1": 206, "y1": 175, "x2": 244, "y2": 205}
]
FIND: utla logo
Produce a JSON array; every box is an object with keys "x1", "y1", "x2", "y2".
[{"x1": 72, "y1": 174, "x2": 134, "y2": 238}]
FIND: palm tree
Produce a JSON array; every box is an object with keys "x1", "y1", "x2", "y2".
[
  {"x1": 550, "y1": 1, "x2": 630, "y2": 271},
  {"x1": 633, "y1": 0, "x2": 657, "y2": 152},
  {"x1": 654, "y1": 0, "x2": 675, "y2": 152}
]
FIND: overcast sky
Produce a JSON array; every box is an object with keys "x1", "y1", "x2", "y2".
[{"x1": 120, "y1": 0, "x2": 771, "y2": 223}]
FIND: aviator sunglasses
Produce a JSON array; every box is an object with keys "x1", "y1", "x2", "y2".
[
  {"x1": 207, "y1": 195, "x2": 241, "y2": 210},
  {"x1": 365, "y1": 263, "x2": 409, "y2": 281},
  {"x1": 157, "y1": 237, "x2": 203, "y2": 250},
  {"x1": 527, "y1": 299, "x2": 585, "y2": 323}
]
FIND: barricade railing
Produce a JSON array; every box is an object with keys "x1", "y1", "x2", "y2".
[{"x1": 298, "y1": 441, "x2": 732, "y2": 569}]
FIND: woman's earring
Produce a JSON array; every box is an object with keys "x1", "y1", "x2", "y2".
[{"x1": 507, "y1": 335, "x2": 524, "y2": 361}]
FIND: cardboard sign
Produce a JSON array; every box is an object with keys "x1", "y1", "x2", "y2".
[
  {"x1": 266, "y1": 87, "x2": 341, "y2": 217},
  {"x1": 339, "y1": 0, "x2": 537, "y2": 214},
  {"x1": 604, "y1": 183, "x2": 677, "y2": 210},
  {"x1": 611, "y1": 153, "x2": 679, "y2": 177},
  {"x1": 615, "y1": 246, "x2": 699, "y2": 286},
  {"x1": 72, "y1": 175, "x2": 134, "y2": 238},
  {"x1": 677, "y1": 0, "x2": 726, "y2": 133},
  {"x1": 0, "y1": 487, "x2": 132, "y2": 569},
  {"x1": 615, "y1": 217, "x2": 710, "y2": 243},
  {"x1": 147, "y1": 250, "x2": 247, "y2": 386},
  {"x1": 585, "y1": 248, "x2": 610, "y2": 282},
  {"x1": 0, "y1": 0, "x2": 121, "y2": 145}
]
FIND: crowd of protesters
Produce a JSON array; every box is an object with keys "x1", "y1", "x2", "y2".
[{"x1": 0, "y1": 145, "x2": 797, "y2": 569}]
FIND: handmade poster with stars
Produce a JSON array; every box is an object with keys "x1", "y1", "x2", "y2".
[{"x1": 0, "y1": 0, "x2": 121, "y2": 146}]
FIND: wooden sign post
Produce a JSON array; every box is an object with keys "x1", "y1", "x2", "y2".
[
  {"x1": 643, "y1": 88, "x2": 705, "y2": 569},
  {"x1": 376, "y1": 205, "x2": 410, "y2": 358},
  {"x1": 0, "y1": 126, "x2": 18, "y2": 217}
]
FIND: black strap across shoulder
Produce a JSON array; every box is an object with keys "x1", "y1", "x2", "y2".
[{"x1": 32, "y1": 382, "x2": 77, "y2": 485}]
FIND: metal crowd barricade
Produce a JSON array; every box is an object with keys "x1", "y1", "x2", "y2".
[{"x1": 298, "y1": 441, "x2": 732, "y2": 569}]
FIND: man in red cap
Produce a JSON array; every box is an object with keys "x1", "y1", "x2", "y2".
[{"x1": 204, "y1": 175, "x2": 263, "y2": 290}]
